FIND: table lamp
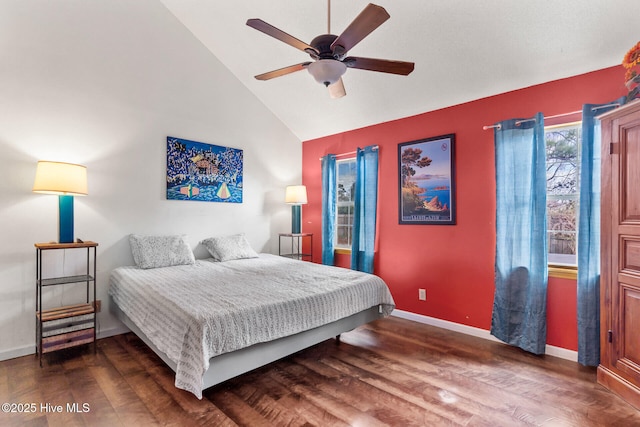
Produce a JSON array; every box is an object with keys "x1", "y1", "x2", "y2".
[
  {"x1": 32, "y1": 161, "x2": 88, "y2": 243},
  {"x1": 285, "y1": 185, "x2": 307, "y2": 234}
]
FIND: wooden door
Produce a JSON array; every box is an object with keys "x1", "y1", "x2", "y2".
[{"x1": 599, "y1": 100, "x2": 640, "y2": 409}]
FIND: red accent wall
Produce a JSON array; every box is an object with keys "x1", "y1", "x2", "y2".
[{"x1": 302, "y1": 66, "x2": 627, "y2": 351}]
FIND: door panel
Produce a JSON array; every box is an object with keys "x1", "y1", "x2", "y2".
[
  {"x1": 622, "y1": 236, "x2": 640, "y2": 274},
  {"x1": 623, "y1": 126, "x2": 640, "y2": 221},
  {"x1": 620, "y1": 122, "x2": 640, "y2": 224},
  {"x1": 621, "y1": 287, "x2": 640, "y2": 370}
]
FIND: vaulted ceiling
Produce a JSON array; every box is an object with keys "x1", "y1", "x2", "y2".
[{"x1": 160, "y1": 0, "x2": 640, "y2": 141}]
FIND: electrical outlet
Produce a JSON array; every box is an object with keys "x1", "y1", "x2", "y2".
[
  {"x1": 93, "y1": 299, "x2": 102, "y2": 313},
  {"x1": 419, "y1": 289, "x2": 426, "y2": 301}
]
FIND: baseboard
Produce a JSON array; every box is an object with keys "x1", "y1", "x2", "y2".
[
  {"x1": 98, "y1": 323, "x2": 130, "y2": 339},
  {"x1": 544, "y1": 341, "x2": 579, "y2": 362},
  {"x1": 391, "y1": 309, "x2": 578, "y2": 362},
  {"x1": 0, "y1": 324, "x2": 130, "y2": 362},
  {"x1": 0, "y1": 346, "x2": 34, "y2": 362}
]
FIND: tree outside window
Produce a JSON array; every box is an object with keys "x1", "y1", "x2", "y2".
[
  {"x1": 335, "y1": 159, "x2": 356, "y2": 249},
  {"x1": 545, "y1": 123, "x2": 581, "y2": 266}
]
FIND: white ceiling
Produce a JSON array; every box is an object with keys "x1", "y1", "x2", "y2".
[{"x1": 160, "y1": 0, "x2": 640, "y2": 141}]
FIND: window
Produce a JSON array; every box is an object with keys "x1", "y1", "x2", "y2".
[
  {"x1": 545, "y1": 122, "x2": 581, "y2": 267},
  {"x1": 335, "y1": 158, "x2": 356, "y2": 250}
]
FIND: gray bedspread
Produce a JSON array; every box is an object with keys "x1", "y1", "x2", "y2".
[{"x1": 109, "y1": 254, "x2": 395, "y2": 398}]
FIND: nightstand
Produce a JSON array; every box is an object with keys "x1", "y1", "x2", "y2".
[
  {"x1": 278, "y1": 233, "x2": 313, "y2": 261},
  {"x1": 35, "y1": 241, "x2": 98, "y2": 365}
]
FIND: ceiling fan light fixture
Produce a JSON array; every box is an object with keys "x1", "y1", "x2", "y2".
[{"x1": 307, "y1": 59, "x2": 347, "y2": 86}]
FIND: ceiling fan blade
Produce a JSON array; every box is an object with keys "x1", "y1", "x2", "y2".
[
  {"x1": 328, "y1": 78, "x2": 346, "y2": 99},
  {"x1": 247, "y1": 19, "x2": 318, "y2": 55},
  {"x1": 330, "y1": 4, "x2": 390, "y2": 56},
  {"x1": 254, "y1": 62, "x2": 311, "y2": 81},
  {"x1": 344, "y1": 56, "x2": 414, "y2": 75}
]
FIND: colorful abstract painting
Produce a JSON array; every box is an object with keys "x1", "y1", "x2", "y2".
[{"x1": 166, "y1": 136, "x2": 243, "y2": 203}]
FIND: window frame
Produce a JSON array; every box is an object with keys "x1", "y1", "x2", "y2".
[
  {"x1": 544, "y1": 121, "x2": 581, "y2": 280},
  {"x1": 334, "y1": 157, "x2": 356, "y2": 252}
]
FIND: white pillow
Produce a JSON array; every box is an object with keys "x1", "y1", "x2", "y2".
[
  {"x1": 201, "y1": 233, "x2": 258, "y2": 262},
  {"x1": 129, "y1": 234, "x2": 195, "y2": 269}
]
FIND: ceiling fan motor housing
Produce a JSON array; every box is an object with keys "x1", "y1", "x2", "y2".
[{"x1": 309, "y1": 34, "x2": 345, "y2": 60}]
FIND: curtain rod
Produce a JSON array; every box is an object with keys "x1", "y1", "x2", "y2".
[
  {"x1": 482, "y1": 103, "x2": 621, "y2": 131},
  {"x1": 318, "y1": 145, "x2": 379, "y2": 160}
]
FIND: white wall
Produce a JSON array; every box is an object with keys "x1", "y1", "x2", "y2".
[{"x1": 0, "y1": 1, "x2": 301, "y2": 359}]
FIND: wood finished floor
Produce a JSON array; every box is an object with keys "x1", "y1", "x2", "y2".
[{"x1": 1, "y1": 316, "x2": 639, "y2": 426}]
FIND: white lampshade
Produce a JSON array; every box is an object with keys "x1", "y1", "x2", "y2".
[
  {"x1": 307, "y1": 60, "x2": 347, "y2": 86},
  {"x1": 33, "y1": 161, "x2": 88, "y2": 196},
  {"x1": 285, "y1": 185, "x2": 308, "y2": 205}
]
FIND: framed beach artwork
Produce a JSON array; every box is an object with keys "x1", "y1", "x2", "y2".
[
  {"x1": 166, "y1": 136, "x2": 243, "y2": 203},
  {"x1": 398, "y1": 134, "x2": 456, "y2": 225}
]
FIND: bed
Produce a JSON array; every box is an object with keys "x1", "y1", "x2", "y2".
[{"x1": 109, "y1": 241, "x2": 395, "y2": 399}]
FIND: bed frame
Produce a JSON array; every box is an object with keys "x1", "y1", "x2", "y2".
[{"x1": 110, "y1": 296, "x2": 383, "y2": 392}]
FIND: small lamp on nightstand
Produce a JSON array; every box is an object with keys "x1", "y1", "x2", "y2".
[
  {"x1": 285, "y1": 185, "x2": 307, "y2": 234},
  {"x1": 32, "y1": 160, "x2": 88, "y2": 243}
]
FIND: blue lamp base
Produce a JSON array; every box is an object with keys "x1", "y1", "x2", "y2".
[
  {"x1": 58, "y1": 195, "x2": 74, "y2": 243},
  {"x1": 291, "y1": 205, "x2": 301, "y2": 234}
]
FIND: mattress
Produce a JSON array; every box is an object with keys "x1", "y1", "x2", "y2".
[{"x1": 109, "y1": 254, "x2": 395, "y2": 398}]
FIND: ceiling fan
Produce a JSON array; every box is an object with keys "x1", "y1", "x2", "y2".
[{"x1": 246, "y1": 1, "x2": 415, "y2": 98}]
